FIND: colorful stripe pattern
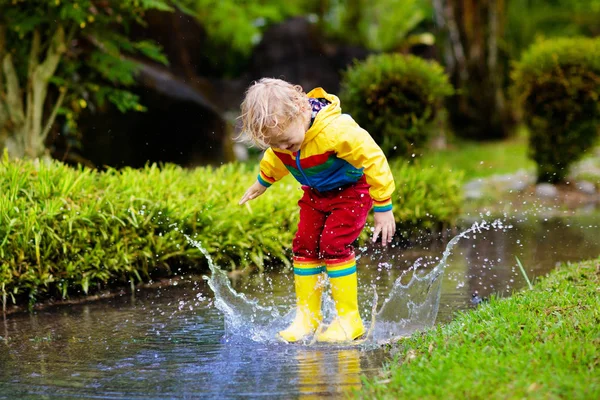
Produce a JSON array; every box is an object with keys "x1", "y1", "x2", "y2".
[
  {"x1": 373, "y1": 198, "x2": 393, "y2": 212},
  {"x1": 257, "y1": 87, "x2": 395, "y2": 211},
  {"x1": 270, "y1": 150, "x2": 364, "y2": 193},
  {"x1": 293, "y1": 257, "x2": 325, "y2": 276},
  {"x1": 257, "y1": 171, "x2": 276, "y2": 187},
  {"x1": 325, "y1": 255, "x2": 357, "y2": 278}
]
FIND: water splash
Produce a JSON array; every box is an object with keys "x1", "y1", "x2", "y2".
[
  {"x1": 186, "y1": 219, "x2": 510, "y2": 346},
  {"x1": 370, "y1": 219, "x2": 509, "y2": 344},
  {"x1": 185, "y1": 236, "x2": 283, "y2": 343}
]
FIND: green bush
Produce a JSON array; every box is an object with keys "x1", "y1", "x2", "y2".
[
  {"x1": 0, "y1": 156, "x2": 298, "y2": 307},
  {"x1": 0, "y1": 154, "x2": 462, "y2": 307},
  {"x1": 388, "y1": 160, "x2": 464, "y2": 238},
  {"x1": 340, "y1": 54, "x2": 454, "y2": 158},
  {"x1": 512, "y1": 37, "x2": 600, "y2": 183}
]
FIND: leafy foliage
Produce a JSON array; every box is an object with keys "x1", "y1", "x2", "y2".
[
  {"x1": 176, "y1": 0, "x2": 433, "y2": 76},
  {"x1": 512, "y1": 37, "x2": 600, "y2": 183},
  {"x1": 180, "y1": 0, "x2": 433, "y2": 54},
  {"x1": 506, "y1": 0, "x2": 600, "y2": 59},
  {"x1": 173, "y1": 0, "x2": 311, "y2": 75},
  {"x1": 321, "y1": 0, "x2": 432, "y2": 51},
  {"x1": 387, "y1": 160, "x2": 464, "y2": 238},
  {"x1": 0, "y1": 154, "x2": 463, "y2": 307},
  {"x1": 0, "y1": 155, "x2": 296, "y2": 307},
  {"x1": 340, "y1": 53, "x2": 453, "y2": 158},
  {"x1": 0, "y1": 0, "x2": 176, "y2": 139},
  {"x1": 177, "y1": 0, "x2": 307, "y2": 55}
]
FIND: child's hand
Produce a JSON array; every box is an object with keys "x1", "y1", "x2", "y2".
[
  {"x1": 239, "y1": 181, "x2": 268, "y2": 205},
  {"x1": 373, "y1": 210, "x2": 396, "y2": 245}
]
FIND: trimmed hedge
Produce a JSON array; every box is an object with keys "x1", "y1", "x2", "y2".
[
  {"x1": 512, "y1": 37, "x2": 600, "y2": 183},
  {"x1": 389, "y1": 160, "x2": 464, "y2": 238},
  {"x1": 340, "y1": 54, "x2": 453, "y2": 158},
  {"x1": 0, "y1": 154, "x2": 463, "y2": 307}
]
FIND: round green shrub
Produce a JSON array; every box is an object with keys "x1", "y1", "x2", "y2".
[
  {"x1": 340, "y1": 54, "x2": 453, "y2": 158},
  {"x1": 512, "y1": 37, "x2": 600, "y2": 183}
]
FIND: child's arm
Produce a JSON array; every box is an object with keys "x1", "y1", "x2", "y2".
[
  {"x1": 239, "y1": 148, "x2": 289, "y2": 205},
  {"x1": 331, "y1": 119, "x2": 396, "y2": 244}
]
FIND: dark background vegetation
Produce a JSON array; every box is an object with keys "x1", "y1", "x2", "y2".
[{"x1": 1, "y1": 0, "x2": 598, "y2": 168}]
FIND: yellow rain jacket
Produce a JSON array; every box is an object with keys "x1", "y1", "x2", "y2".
[{"x1": 257, "y1": 88, "x2": 395, "y2": 212}]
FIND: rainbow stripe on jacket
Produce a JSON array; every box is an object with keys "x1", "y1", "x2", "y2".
[{"x1": 257, "y1": 88, "x2": 394, "y2": 213}]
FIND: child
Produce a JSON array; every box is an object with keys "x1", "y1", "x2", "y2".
[{"x1": 238, "y1": 78, "x2": 395, "y2": 343}]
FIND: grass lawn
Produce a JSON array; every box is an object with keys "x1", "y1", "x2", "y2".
[
  {"x1": 356, "y1": 258, "x2": 600, "y2": 399},
  {"x1": 419, "y1": 130, "x2": 535, "y2": 181}
]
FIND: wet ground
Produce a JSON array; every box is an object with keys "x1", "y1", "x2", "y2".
[{"x1": 1, "y1": 215, "x2": 599, "y2": 399}]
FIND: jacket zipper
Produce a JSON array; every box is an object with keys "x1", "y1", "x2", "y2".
[{"x1": 295, "y1": 150, "x2": 312, "y2": 187}]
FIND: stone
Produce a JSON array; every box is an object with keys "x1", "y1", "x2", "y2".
[
  {"x1": 535, "y1": 183, "x2": 559, "y2": 198},
  {"x1": 575, "y1": 180, "x2": 596, "y2": 195},
  {"x1": 463, "y1": 180, "x2": 484, "y2": 199}
]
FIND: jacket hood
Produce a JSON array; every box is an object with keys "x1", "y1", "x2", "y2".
[{"x1": 304, "y1": 88, "x2": 341, "y2": 143}]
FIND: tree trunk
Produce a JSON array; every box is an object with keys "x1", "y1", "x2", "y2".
[
  {"x1": 0, "y1": 25, "x2": 7, "y2": 151},
  {"x1": 0, "y1": 26, "x2": 66, "y2": 159},
  {"x1": 437, "y1": 0, "x2": 511, "y2": 140}
]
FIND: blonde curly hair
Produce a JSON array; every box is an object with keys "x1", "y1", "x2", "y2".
[{"x1": 238, "y1": 78, "x2": 308, "y2": 149}]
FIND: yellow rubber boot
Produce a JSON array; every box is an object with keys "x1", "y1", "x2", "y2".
[
  {"x1": 279, "y1": 259, "x2": 324, "y2": 342},
  {"x1": 316, "y1": 256, "x2": 365, "y2": 343}
]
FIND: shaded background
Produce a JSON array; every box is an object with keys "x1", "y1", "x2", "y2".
[{"x1": 33, "y1": 0, "x2": 600, "y2": 168}]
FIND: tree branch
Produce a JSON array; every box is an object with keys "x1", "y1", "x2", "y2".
[
  {"x1": 28, "y1": 29, "x2": 41, "y2": 81},
  {"x1": 0, "y1": 24, "x2": 6, "y2": 130},
  {"x1": 432, "y1": 0, "x2": 456, "y2": 74},
  {"x1": 38, "y1": 26, "x2": 66, "y2": 81},
  {"x1": 488, "y1": 0, "x2": 498, "y2": 73},
  {"x1": 39, "y1": 24, "x2": 75, "y2": 148},
  {"x1": 2, "y1": 54, "x2": 25, "y2": 125},
  {"x1": 28, "y1": 25, "x2": 66, "y2": 156},
  {"x1": 490, "y1": 0, "x2": 505, "y2": 112},
  {"x1": 25, "y1": 29, "x2": 42, "y2": 137},
  {"x1": 0, "y1": 24, "x2": 5, "y2": 94},
  {"x1": 444, "y1": 0, "x2": 469, "y2": 82},
  {"x1": 40, "y1": 88, "x2": 66, "y2": 143}
]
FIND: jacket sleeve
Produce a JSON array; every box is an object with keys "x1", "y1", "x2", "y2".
[
  {"x1": 257, "y1": 148, "x2": 290, "y2": 188},
  {"x1": 332, "y1": 118, "x2": 395, "y2": 212}
]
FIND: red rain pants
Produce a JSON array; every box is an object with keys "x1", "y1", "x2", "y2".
[{"x1": 292, "y1": 179, "x2": 372, "y2": 261}]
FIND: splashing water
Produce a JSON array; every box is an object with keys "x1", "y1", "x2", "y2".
[
  {"x1": 186, "y1": 219, "x2": 510, "y2": 346},
  {"x1": 185, "y1": 236, "x2": 284, "y2": 343},
  {"x1": 370, "y1": 219, "x2": 509, "y2": 343}
]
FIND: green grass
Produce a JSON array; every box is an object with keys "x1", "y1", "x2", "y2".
[
  {"x1": 0, "y1": 153, "x2": 463, "y2": 307},
  {"x1": 420, "y1": 131, "x2": 535, "y2": 181},
  {"x1": 358, "y1": 257, "x2": 600, "y2": 399}
]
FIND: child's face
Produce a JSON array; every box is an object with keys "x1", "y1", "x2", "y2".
[{"x1": 266, "y1": 110, "x2": 310, "y2": 152}]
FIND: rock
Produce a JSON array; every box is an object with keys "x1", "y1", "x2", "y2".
[
  {"x1": 535, "y1": 183, "x2": 559, "y2": 198},
  {"x1": 463, "y1": 180, "x2": 485, "y2": 199},
  {"x1": 575, "y1": 180, "x2": 596, "y2": 195},
  {"x1": 471, "y1": 292, "x2": 488, "y2": 305},
  {"x1": 249, "y1": 17, "x2": 370, "y2": 93},
  {"x1": 463, "y1": 169, "x2": 536, "y2": 199}
]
